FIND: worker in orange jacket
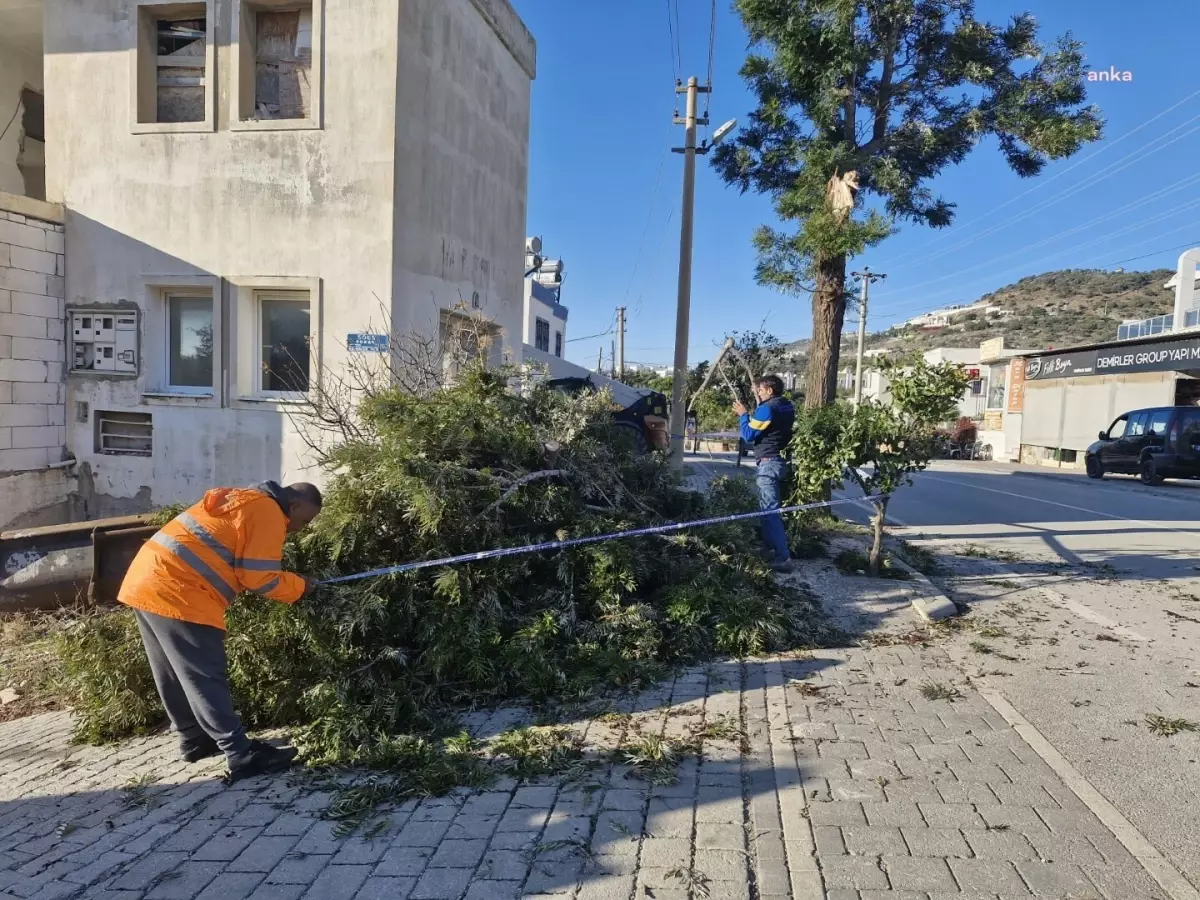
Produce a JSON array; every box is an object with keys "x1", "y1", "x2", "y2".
[{"x1": 119, "y1": 481, "x2": 322, "y2": 781}]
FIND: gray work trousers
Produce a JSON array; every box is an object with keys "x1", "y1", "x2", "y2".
[{"x1": 133, "y1": 609, "x2": 252, "y2": 759}]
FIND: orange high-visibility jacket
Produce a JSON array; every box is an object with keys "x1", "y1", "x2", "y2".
[{"x1": 119, "y1": 485, "x2": 307, "y2": 630}]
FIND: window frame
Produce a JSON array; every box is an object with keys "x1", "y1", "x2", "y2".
[
  {"x1": 1126, "y1": 412, "x2": 1149, "y2": 438},
  {"x1": 1146, "y1": 409, "x2": 1172, "y2": 438},
  {"x1": 131, "y1": 1, "x2": 217, "y2": 135},
  {"x1": 164, "y1": 291, "x2": 216, "y2": 395},
  {"x1": 231, "y1": 276, "x2": 322, "y2": 407},
  {"x1": 534, "y1": 317, "x2": 550, "y2": 353},
  {"x1": 231, "y1": 0, "x2": 324, "y2": 132},
  {"x1": 554, "y1": 331, "x2": 563, "y2": 358},
  {"x1": 255, "y1": 290, "x2": 313, "y2": 398}
]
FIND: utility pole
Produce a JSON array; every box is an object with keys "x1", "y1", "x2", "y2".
[
  {"x1": 597, "y1": 346, "x2": 603, "y2": 373},
  {"x1": 616, "y1": 306, "x2": 626, "y2": 379},
  {"x1": 667, "y1": 77, "x2": 709, "y2": 459},
  {"x1": 850, "y1": 267, "x2": 887, "y2": 406},
  {"x1": 611, "y1": 340, "x2": 616, "y2": 378}
]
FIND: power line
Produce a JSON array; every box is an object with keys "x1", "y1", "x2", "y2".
[
  {"x1": 876, "y1": 87, "x2": 1200, "y2": 273},
  {"x1": 870, "y1": 220, "x2": 1200, "y2": 329},
  {"x1": 672, "y1": 0, "x2": 683, "y2": 78},
  {"x1": 567, "y1": 310, "x2": 618, "y2": 344},
  {"x1": 879, "y1": 170, "x2": 1200, "y2": 302},
  {"x1": 874, "y1": 211, "x2": 1200, "y2": 326},
  {"x1": 887, "y1": 114, "x2": 1200, "y2": 274},
  {"x1": 1102, "y1": 240, "x2": 1200, "y2": 268},
  {"x1": 619, "y1": 114, "x2": 675, "y2": 316},
  {"x1": 629, "y1": 207, "x2": 677, "y2": 323},
  {"x1": 664, "y1": 0, "x2": 679, "y2": 82},
  {"x1": 704, "y1": 0, "x2": 717, "y2": 117}
]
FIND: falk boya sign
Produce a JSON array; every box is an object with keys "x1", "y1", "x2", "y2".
[{"x1": 1025, "y1": 337, "x2": 1200, "y2": 381}]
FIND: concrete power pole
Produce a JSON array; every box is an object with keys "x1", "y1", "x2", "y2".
[
  {"x1": 667, "y1": 76, "x2": 710, "y2": 459},
  {"x1": 616, "y1": 307, "x2": 626, "y2": 379},
  {"x1": 597, "y1": 346, "x2": 603, "y2": 373},
  {"x1": 850, "y1": 267, "x2": 887, "y2": 406}
]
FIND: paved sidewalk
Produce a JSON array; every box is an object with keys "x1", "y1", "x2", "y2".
[
  {"x1": 0, "y1": 549, "x2": 1176, "y2": 900},
  {"x1": 0, "y1": 636, "x2": 1170, "y2": 900}
]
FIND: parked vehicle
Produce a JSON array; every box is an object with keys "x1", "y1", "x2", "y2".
[
  {"x1": 544, "y1": 376, "x2": 669, "y2": 454},
  {"x1": 1085, "y1": 406, "x2": 1200, "y2": 485}
]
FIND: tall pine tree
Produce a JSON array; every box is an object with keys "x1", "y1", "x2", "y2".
[{"x1": 713, "y1": 0, "x2": 1102, "y2": 406}]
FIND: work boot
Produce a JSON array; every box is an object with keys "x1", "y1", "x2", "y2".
[
  {"x1": 768, "y1": 558, "x2": 794, "y2": 573},
  {"x1": 227, "y1": 740, "x2": 299, "y2": 783},
  {"x1": 180, "y1": 735, "x2": 221, "y2": 763}
]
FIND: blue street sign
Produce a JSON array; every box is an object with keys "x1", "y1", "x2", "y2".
[{"x1": 347, "y1": 333, "x2": 388, "y2": 353}]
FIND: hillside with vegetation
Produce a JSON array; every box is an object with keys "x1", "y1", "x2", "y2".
[{"x1": 780, "y1": 268, "x2": 1176, "y2": 364}]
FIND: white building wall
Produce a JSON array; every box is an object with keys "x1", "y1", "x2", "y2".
[
  {"x1": 523, "y1": 280, "x2": 566, "y2": 354},
  {"x1": 37, "y1": 0, "x2": 534, "y2": 514},
  {"x1": 1022, "y1": 372, "x2": 1176, "y2": 459},
  {"x1": 390, "y1": 0, "x2": 534, "y2": 355},
  {"x1": 0, "y1": 42, "x2": 41, "y2": 197}
]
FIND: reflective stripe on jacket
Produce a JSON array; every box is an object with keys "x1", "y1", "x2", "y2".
[
  {"x1": 739, "y1": 396, "x2": 795, "y2": 459},
  {"x1": 118, "y1": 487, "x2": 306, "y2": 630}
]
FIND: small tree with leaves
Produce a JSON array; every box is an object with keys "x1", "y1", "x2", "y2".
[
  {"x1": 713, "y1": 0, "x2": 1102, "y2": 407},
  {"x1": 789, "y1": 356, "x2": 967, "y2": 573}
]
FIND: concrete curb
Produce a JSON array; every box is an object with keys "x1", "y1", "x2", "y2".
[
  {"x1": 886, "y1": 551, "x2": 961, "y2": 622},
  {"x1": 842, "y1": 533, "x2": 961, "y2": 622}
]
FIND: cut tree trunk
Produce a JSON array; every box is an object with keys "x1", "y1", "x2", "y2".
[
  {"x1": 804, "y1": 251, "x2": 849, "y2": 409},
  {"x1": 868, "y1": 496, "x2": 888, "y2": 576}
]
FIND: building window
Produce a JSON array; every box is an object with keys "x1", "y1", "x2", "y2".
[
  {"x1": 234, "y1": 0, "x2": 322, "y2": 129},
  {"x1": 136, "y1": 6, "x2": 209, "y2": 125},
  {"x1": 554, "y1": 331, "x2": 563, "y2": 358},
  {"x1": 258, "y1": 292, "x2": 311, "y2": 394},
  {"x1": 986, "y1": 365, "x2": 1007, "y2": 410},
  {"x1": 440, "y1": 313, "x2": 498, "y2": 384},
  {"x1": 167, "y1": 294, "x2": 214, "y2": 392},
  {"x1": 535, "y1": 318, "x2": 550, "y2": 353}
]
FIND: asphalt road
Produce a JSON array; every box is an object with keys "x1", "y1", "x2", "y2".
[{"x1": 840, "y1": 461, "x2": 1200, "y2": 891}]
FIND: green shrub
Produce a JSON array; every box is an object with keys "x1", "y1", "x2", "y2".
[{"x1": 56, "y1": 612, "x2": 161, "y2": 743}]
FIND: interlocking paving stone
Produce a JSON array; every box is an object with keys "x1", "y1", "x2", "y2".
[{"x1": 0, "y1": 639, "x2": 1170, "y2": 900}]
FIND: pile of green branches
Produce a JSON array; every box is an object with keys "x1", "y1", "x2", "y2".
[{"x1": 58, "y1": 369, "x2": 829, "y2": 765}]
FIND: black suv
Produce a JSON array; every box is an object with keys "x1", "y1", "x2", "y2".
[{"x1": 1086, "y1": 406, "x2": 1200, "y2": 485}]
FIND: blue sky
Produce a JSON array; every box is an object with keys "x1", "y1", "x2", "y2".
[{"x1": 510, "y1": 0, "x2": 1198, "y2": 368}]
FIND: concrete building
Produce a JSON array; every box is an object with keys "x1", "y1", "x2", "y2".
[
  {"x1": 1014, "y1": 248, "x2": 1200, "y2": 469},
  {"x1": 859, "y1": 347, "x2": 987, "y2": 420},
  {"x1": 521, "y1": 237, "x2": 567, "y2": 359},
  {"x1": 0, "y1": 0, "x2": 536, "y2": 528}
]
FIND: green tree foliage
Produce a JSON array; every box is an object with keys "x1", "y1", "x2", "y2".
[
  {"x1": 788, "y1": 357, "x2": 967, "y2": 573},
  {"x1": 713, "y1": 0, "x2": 1103, "y2": 407},
  {"x1": 58, "y1": 369, "x2": 832, "y2": 765}
]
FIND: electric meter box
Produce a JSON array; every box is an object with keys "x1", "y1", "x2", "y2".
[{"x1": 69, "y1": 308, "x2": 139, "y2": 375}]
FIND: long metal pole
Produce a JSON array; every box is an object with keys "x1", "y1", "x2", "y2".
[
  {"x1": 668, "y1": 77, "x2": 700, "y2": 459},
  {"x1": 853, "y1": 269, "x2": 870, "y2": 407}
]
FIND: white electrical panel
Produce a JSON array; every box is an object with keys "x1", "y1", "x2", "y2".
[{"x1": 69, "y1": 309, "x2": 139, "y2": 375}]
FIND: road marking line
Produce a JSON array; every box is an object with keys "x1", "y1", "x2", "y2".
[
  {"x1": 922, "y1": 472, "x2": 1200, "y2": 537},
  {"x1": 836, "y1": 494, "x2": 911, "y2": 528},
  {"x1": 1037, "y1": 585, "x2": 1153, "y2": 642},
  {"x1": 977, "y1": 687, "x2": 1200, "y2": 900}
]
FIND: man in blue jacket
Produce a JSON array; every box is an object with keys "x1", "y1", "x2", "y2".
[{"x1": 734, "y1": 375, "x2": 795, "y2": 571}]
